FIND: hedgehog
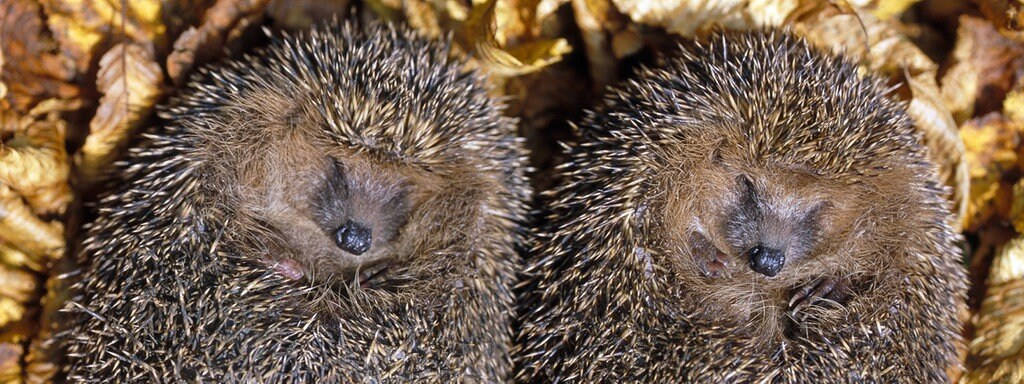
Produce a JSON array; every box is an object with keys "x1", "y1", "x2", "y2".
[
  {"x1": 514, "y1": 30, "x2": 967, "y2": 383},
  {"x1": 60, "y1": 20, "x2": 529, "y2": 382}
]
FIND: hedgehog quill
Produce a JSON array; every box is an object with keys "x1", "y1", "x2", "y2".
[
  {"x1": 515, "y1": 30, "x2": 967, "y2": 383},
  {"x1": 61, "y1": 21, "x2": 529, "y2": 382}
]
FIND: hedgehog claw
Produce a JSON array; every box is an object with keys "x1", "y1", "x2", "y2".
[{"x1": 788, "y1": 277, "x2": 850, "y2": 314}]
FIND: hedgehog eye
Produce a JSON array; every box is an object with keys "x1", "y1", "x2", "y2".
[
  {"x1": 310, "y1": 159, "x2": 351, "y2": 228},
  {"x1": 326, "y1": 160, "x2": 349, "y2": 199}
]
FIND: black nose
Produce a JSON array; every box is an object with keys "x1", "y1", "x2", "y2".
[
  {"x1": 748, "y1": 245, "x2": 784, "y2": 277},
  {"x1": 335, "y1": 220, "x2": 372, "y2": 255}
]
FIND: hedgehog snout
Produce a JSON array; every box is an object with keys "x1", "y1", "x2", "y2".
[
  {"x1": 335, "y1": 220, "x2": 372, "y2": 255},
  {"x1": 747, "y1": 244, "x2": 784, "y2": 277}
]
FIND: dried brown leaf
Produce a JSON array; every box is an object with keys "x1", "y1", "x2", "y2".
[
  {"x1": 0, "y1": 100, "x2": 74, "y2": 217},
  {"x1": 976, "y1": 0, "x2": 1024, "y2": 38},
  {"x1": 364, "y1": 0, "x2": 570, "y2": 79},
  {"x1": 77, "y1": 43, "x2": 163, "y2": 186},
  {"x1": 941, "y1": 16, "x2": 1024, "y2": 124},
  {"x1": 0, "y1": 0, "x2": 78, "y2": 113},
  {"x1": 166, "y1": 0, "x2": 272, "y2": 85},
  {"x1": 468, "y1": 0, "x2": 571, "y2": 76},
  {"x1": 39, "y1": 0, "x2": 165, "y2": 75},
  {"x1": 963, "y1": 235, "x2": 1024, "y2": 384},
  {"x1": 0, "y1": 243, "x2": 44, "y2": 274},
  {"x1": 611, "y1": 0, "x2": 803, "y2": 37},
  {"x1": 0, "y1": 343, "x2": 22, "y2": 383},
  {"x1": 962, "y1": 113, "x2": 1019, "y2": 231},
  {"x1": 0, "y1": 185, "x2": 63, "y2": 263},
  {"x1": 0, "y1": 266, "x2": 38, "y2": 305}
]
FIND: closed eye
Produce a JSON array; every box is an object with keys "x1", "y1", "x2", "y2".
[{"x1": 311, "y1": 159, "x2": 350, "y2": 228}]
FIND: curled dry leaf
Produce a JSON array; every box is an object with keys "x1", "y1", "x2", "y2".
[
  {"x1": 0, "y1": 262, "x2": 39, "y2": 355},
  {"x1": 940, "y1": 16, "x2": 1024, "y2": 124},
  {"x1": 465, "y1": 0, "x2": 572, "y2": 77},
  {"x1": 39, "y1": 0, "x2": 164, "y2": 75},
  {"x1": 961, "y1": 113, "x2": 1019, "y2": 231},
  {"x1": 364, "y1": 0, "x2": 571, "y2": 79},
  {"x1": 0, "y1": 185, "x2": 63, "y2": 263},
  {"x1": 0, "y1": 98, "x2": 74, "y2": 263},
  {"x1": 963, "y1": 233, "x2": 1024, "y2": 384},
  {"x1": 0, "y1": 0, "x2": 78, "y2": 112},
  {"x1": 0, "y1": 100, "x2": 73, "y2": 217},
  {"x1": 166, "y1": 0, "x2": 272, "y2": 85},
  {"x1": 77, "y1": 43, "x2": 163, "y2": 187},
  {"x1": 0, "y1": 343, "x2": 21, "y2": 383},
  {"x1": 0, "y1": 243, "x2": 44, "y2": 274},
  {"x1": 976, "y1": 0, "x2": 1024, "y2": 37}
]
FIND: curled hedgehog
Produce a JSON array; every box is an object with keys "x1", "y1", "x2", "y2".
[
  {"x1": 515, "y1": 30, "x2": 967, "y2": 382},
  {"x1": 61, "y1": 21, "x2": 529, "y2": 382}
]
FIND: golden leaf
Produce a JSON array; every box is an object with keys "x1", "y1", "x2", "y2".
[
  {"x1": 963, "y1": 235, "x2": 1024, "y2": 384},
  {"x1": 0, "y1": 0, "x2": 78, "y2": 113},
  {"x1": 39, "y1": 0, "x2": 165, "y2": 75},
  {"x1": 77, "y1": 43, "x2": 163, "y2": 187},
  {"x1": 468, "y1": 0, "x2": 571, "y2": 76},
  {"x1": 961, "y1": 114, "x2": 1018, "y2": 231}
]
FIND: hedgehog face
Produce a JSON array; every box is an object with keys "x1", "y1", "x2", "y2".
[
  {"x1": 238, "y1": 134, "x2": 420, "y2": 286},
  {"x1": 718, "y1": 175, "x2": 827, "y2": 278},
  {"x1": 672, "y1": 164, "x2": 843, "y2": 283},
  {"x1": 308, "y1": 159, "x2": 412, "y2": 276}
]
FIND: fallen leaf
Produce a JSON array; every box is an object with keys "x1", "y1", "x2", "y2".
[
  {"x1": 963, "y1": 235, "x2": 1024, "y2": 384},
  {"x1": 0, "y1": 100, "x2": 73, "y2": 217},
  {"x1": 941, "y1": 16, "x2": 1024, "y2": 124},
  {"x1": 39, "y1": 0, "x2": 165, "y2": 75},
  {"x1": 976, "y1": 0, "x2": 1024, "y2": 38},
  {"x1": 166, "y1": 0, "x2": 272, "y2": 85},
  {"x1": 77, "y1": 43, "x2": 163, "y2": 187},
  {"x1": 0, "y1": 0, "x2": 78, "y2": 113},
  {"x1": 961, "y1": 113, "x2": 1019, "y2": 231}
]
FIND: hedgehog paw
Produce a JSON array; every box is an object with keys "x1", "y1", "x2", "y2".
[
  {"x1": 271, "y1": 258, "x2": 305, "y2": 280},
  {"x1": 690, "y1": 232, "x2": 731, "y2": 278},
  {"x1": 788, "y1": 277, "x2": 850, "y2": 315}
]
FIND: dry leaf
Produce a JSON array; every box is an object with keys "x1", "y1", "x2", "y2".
[
  {"x1": 0, "y1": 243, "x2": 44, "y2": 274},
  {"x1": 963, "y1": 234, "x2": 1024, "y2": 384},
  {"x1": 166, "y1": 0, "x2": 272, "y2": 85},
  {"x1": 0, "y1": 185, "x2": 63, "y2": 263},
  {"x1": 941, "y1": 16, "x2": 1024, "y2": 124},
  {"x1": 961, "y1": 113, "x2": 1019, "y2": 231},
  {"x1": 0, "y1": 343, "x2": 22, "y2": 383},
  {"x1": 0, "y1": 100, "x2": 73, "y2": 265},
  {"x1": 467, "y1": 0, "x2": 572, "y2": 76},
  {"x1": 39, "y1": 0, "x2": 165, "y2": 75},
  {"x1": 77, "y1": 43, "x2": 163, "y2": 186},
  {"x1": 0, "y1": 100, "x2": 73, "y2": 217},
  {"x1": 0, "y1": 0, "x2": 78, "y2": 112},
  {"x1": 364, "y1": 0, "x2": 571, "y2": 79},
  {"x1": 976, "y1": 0, "x2": 1024, "y2": 38}
]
